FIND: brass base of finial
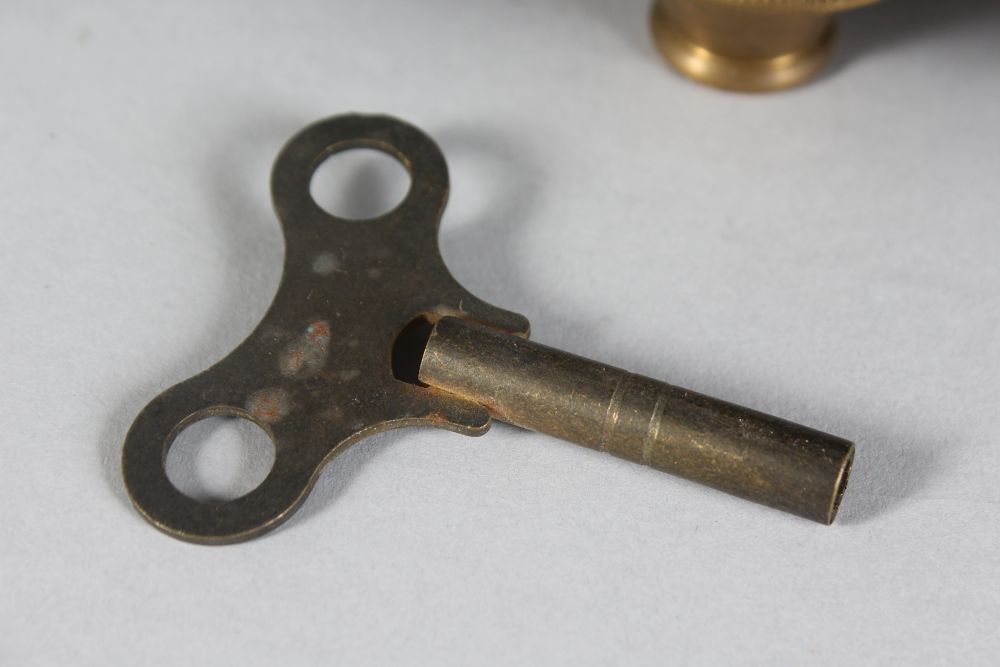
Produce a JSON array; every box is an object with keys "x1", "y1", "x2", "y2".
[{"x1": 651, "y1": 0, "x2": 840, "y2": 92}]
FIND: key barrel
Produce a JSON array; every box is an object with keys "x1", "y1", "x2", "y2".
[{"x1": 419, "y1": 317, "x2": 854, "y2": 524}]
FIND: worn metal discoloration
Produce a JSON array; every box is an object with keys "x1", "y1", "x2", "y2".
[
  {"x1": 279, "y1": 320, "x2": 332, "y2": 378},
  {"x1": 311, "y1": 252, "x2": 342, "y2": 275},
  {"x1": 246, "y1": 387, "x2": 292, "y2": 424},
  {"x1": 330, "y1": 369, "x2": 361, "y2": 382}
]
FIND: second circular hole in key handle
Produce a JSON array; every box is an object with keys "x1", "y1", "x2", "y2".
[{"x1": 165, "y1": 415, "x2": 276, "y2": 503}]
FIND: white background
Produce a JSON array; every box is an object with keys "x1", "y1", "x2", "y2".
[{"x1": 2, "y1": 1, "x2": 999, "y2": 664}]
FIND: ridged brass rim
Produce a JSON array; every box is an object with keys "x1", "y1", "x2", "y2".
[
  {"x1": 652, "y1": 5, "x2": 837, "y2": 92},
  {"x1": 651, "y1": 0, "x2": 883, "y2": 91},
  {"x1": 693, "y1": 0, "x2": 881, "y2": 12}
]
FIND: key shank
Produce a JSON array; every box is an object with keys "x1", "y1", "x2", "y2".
[{"x1": 419, "y1": 317, "x2": 853, "y2": 524}]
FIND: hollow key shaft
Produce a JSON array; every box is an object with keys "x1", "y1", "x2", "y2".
[{"x1": 420, "y1": 317, "x2": 853, "y2": 524}]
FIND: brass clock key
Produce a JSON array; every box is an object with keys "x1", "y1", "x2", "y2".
[{"x1": 122, "y1": 114, "x2": 854, "y2": 543}]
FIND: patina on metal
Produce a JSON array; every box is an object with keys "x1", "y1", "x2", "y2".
[
  {"x1": 651, "y1": 0, "x2": 884, "y2": 92},
  {"x1": 122, "y1": 113, "x2": 854, "y2": 544}
]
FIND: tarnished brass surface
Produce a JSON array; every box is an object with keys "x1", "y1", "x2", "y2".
[
  {"x1": 123, "y1": 113, "x2": 855, "y2": 544},
  {"x1": 122, "y1": 114, "x2": 528, "y2": 544},
  {"x1": 420, "y1": 318, "x2": 853, "y2": 524},
  {"x1": 652, "y1": 0, "x2": 883, "y2": 91}
]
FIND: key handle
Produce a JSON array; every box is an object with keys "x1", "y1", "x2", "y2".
[{"x1": 122, "y1": 114, "x2": 529, "y2": 544}]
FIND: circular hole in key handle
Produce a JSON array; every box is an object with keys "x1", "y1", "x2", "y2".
[
  {"x1": 165, "y1": 415, "x2": 276, "y2": 503},
  {"x1": 309, "y1": 147, "x2": 412, "y2": 221}
]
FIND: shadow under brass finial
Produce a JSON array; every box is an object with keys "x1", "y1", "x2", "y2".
[{"x1": 651, "y1": 0, "x2": 883, "y2": 92}]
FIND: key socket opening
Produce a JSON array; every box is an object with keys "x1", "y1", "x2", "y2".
[{"x1": 391, "y1": 316, "x2": 435, "y2": 386}]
